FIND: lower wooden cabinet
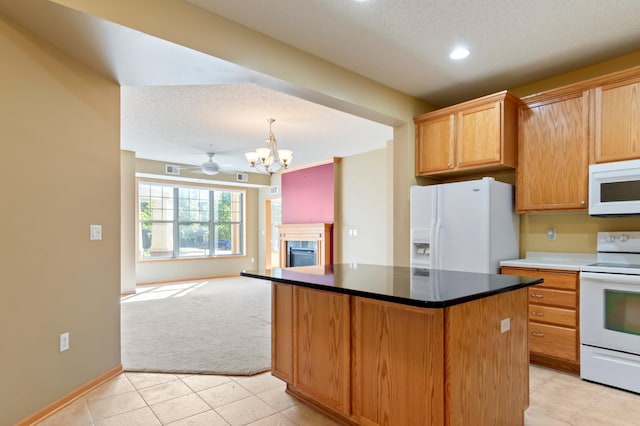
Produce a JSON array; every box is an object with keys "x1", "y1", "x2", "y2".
[
  {"x1": 271, "y1": 284, "x2": 350, "y2": 416},
  {"x1": 528, "y1": 287, "x2": 576, "y2": 309},
  {"x1": 272, "y1": 282, "x2": 529, "y2": 425},
  {"x1": 294, "y1": 286, "x2": 351, "y2": 415},
  {"x1": 501, "y1": 266, "x2": 580, "y2": 373},
  {"x1": 529, "y1": 304, "x2": 575, "y2": 327},
  {"x1": 352, "y1": 298, "x2": 444, "y2": 425},
  {"x1": 271, "y1": 283, "x2": 293, "y2": 382},
  {"x1": 529, "y1": 323, "x2": 578, "y2": 361}
]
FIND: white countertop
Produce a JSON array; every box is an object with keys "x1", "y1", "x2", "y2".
[{"x1": 499, "y1": 251, "x2": 597, "y2": 271}]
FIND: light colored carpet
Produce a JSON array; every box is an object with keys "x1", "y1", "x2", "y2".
[{"x1": 121, "y1": 276, "x2": 271, "y2": 376}]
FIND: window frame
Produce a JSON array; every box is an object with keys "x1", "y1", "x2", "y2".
[{"x1": 137, "y1": 178, "x2": 246, "y2": 261}]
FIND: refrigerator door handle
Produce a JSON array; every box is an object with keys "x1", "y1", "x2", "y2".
[
  {"x1": 434, "y1": 224, "x2": 442, "y2": 269},
  {"x1": 433, "y1": 186, "x2": 441, "y2": 270},
  {"x1": 430, "y1": 214, "x2": 437, "y2": 269}
]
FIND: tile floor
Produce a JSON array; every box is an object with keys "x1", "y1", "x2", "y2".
[{"x1": 35, "y1": 365, "x2": 639, "y2": 425}]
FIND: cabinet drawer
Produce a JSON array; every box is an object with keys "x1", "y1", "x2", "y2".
[
  {"x1": 529, "y1": 304, "x2": 576, "y2": 327},
  {"x1": 501, "y1": 267, "x2": 577, "y2": 290},
  {"x1": 528, "y1": 287, "x2": 576, "y2": 309},
  {"x1": 529, "y1": 323, "x2": 578, "y2": 362}
]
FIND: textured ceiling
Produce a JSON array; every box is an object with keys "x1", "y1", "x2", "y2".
[
  {"x1": 187, "y1": 0, "x2": 640, "y2": 106},
  {"x1": 122, "y1": 84, "x2": 392, "y2": 170},
  {"x1": 2, "y1": 0, "x2": 640, "y2": 174}
]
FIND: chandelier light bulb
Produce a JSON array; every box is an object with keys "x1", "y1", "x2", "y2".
[
  {"x1": 244, "y1": 151, "x2": 259, "y2": 166},
  {"x1": 256, "y1": 148, "x2": 271, "y2": 161},
  {"x1": 278, "y1": 150, "x2": 293, "y2": 166}
]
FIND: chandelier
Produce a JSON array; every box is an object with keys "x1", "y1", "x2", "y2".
[{"x1": 244, "y1": 118, "x2": 293, "y2": 175}]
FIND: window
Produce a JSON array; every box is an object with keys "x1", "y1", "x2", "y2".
[{"x1": 138, "y1": 181, "x2": 245, "y2": 259}]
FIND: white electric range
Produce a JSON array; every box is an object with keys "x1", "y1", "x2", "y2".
[{"x1": 580, "y1": 231, "x2": 640, "y2": 394}]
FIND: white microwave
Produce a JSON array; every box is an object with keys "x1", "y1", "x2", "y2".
[{"x1": 589, "y1": 159, "x2": 640, "y2": 216}]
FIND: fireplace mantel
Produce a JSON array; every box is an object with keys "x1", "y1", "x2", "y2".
[{"x1": 277, "y1": 223, "x2": 332, "y2": 268}]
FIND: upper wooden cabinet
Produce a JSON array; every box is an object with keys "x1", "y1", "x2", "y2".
[
  {"x1": 594, "y1": 74, "x2": 640, "y2": 163},
  {"x1": 414, "y1": 91, "x2": 519, "y2": 177},
  {"x1": 516, "y1": 89, "x2": 591, "y2": 213},
  {"x1": 415, "y1": 114, "x2": 453, "y2": 175}
]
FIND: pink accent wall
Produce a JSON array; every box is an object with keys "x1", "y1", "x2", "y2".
[{"x1": 281, "y1": 163, "x2": 334, "y2": 224}]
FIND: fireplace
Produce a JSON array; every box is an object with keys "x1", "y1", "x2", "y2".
[
  {"x1": 287, "y1": 241, "x2": 318, "y2": 267},
  {"x1": 276, "y1": 223, "x2": 332, "y2": 268}
]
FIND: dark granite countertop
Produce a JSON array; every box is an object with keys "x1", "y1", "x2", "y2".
[{"x1": 241, "y1": 263, "x2": 543, "y2": 308}]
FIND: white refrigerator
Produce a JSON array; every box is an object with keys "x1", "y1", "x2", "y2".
[{"x1": 410, "y1": 177, "x2": 519, "y2": 274}]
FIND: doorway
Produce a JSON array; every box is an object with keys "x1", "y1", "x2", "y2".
[{"x1": 265, "y1": 198, "x2": 281, "y2": 268}]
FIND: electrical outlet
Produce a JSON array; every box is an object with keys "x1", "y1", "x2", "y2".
[
  {"x1": 60, "y1": 332, "x2": 69, "y2": 352},
  {"x1": 547, "y1": 228, "x2": 556, "y2": 241},
  {"x1": 500, "y1": 318, "x2": 510, "y2": 333}
]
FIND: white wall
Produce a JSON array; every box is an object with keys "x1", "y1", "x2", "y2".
[{"x1": 339, "y1": 148, "x2": 389, "y2": 265}]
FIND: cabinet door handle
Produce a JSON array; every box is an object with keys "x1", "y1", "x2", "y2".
[
  {"x1": 531, "y1": 293, "x2": 544, "y2": 298},
  {"x1": 457, "y1": 160, "x2": 462, "y2": 166},
  {"x1": 580, "y1": 200, "x2": 586, "y2": 205},
  {"x1": 531, "y1": 332, "x2": 545, "y2": 337},
  {"x1": 531, "y1": 311, "x2": 544, "y2": 316},
  {"x1": 447, "y1": 162, "x2": 453, "y2": 168}
]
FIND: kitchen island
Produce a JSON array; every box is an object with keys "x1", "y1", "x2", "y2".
[{"x1": 241, "y1": 264, "x2": 543, "y2": 426}]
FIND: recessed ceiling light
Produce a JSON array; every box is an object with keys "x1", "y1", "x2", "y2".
[{"x1": 449, "y1": 47, "x2": 470, "y2": 60}]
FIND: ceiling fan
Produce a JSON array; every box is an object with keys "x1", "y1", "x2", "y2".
[
  {"x1": 201, "y1": 152, "x2": 222, "y2": 175},
  {"x1": 167, "y1": 152, "x2": 236, "y2": 176}
]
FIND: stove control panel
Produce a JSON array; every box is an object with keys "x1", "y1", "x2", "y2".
[{"x1": 597, "y1": 231, "x2": 640, "y2": 254}]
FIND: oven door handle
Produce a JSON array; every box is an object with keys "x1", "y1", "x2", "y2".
[{"x1": 580, "y1": 271, "x2": 640, "y2": 284}]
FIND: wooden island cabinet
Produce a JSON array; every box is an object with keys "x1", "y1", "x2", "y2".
[
  {"x1": 244, "y1": 264, "x2": 542, "y2": 426},
  {"x1": 352, "y1": 297, "x2": 445, "y2": 425}
]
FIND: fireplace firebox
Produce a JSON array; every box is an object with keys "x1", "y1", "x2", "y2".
[{"x1": 287, "y1": 241, "x2": 318, "y2": 267}]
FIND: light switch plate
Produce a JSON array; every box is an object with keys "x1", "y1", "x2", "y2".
[
  {"x1": 90, "y1": 224, "x2": 102, "y2": 241},
  {"x1": 60, "y1": 332, "x2": 69, "y2": 352}
]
